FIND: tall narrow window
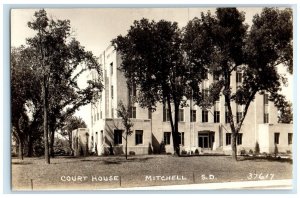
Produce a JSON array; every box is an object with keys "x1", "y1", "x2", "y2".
[
  {"x1": 274, "y1": 133, "x2": 280, "y2": 144},
  {"x1": 264, "y1": 94, "x2": 269, "y2": 105},
  {"x1": 164, "y1": 132, "x2": 171, "y2": 145},
  {"x1": 214, "y1": 111, "x2": 220, "y2": 123},
  {"x1": 226, "y1": 133, "x2": 231, "y2": 145},
  {"x1": 178, "y1": 109, "x2": 184, "y2": 122},
  {"x1": 288, "y1": 133, "x2": 293, "y2": 144},
  {"x1": 111, "y1": 85, "x2": 114, "y2": 99},
  {"x1": 129, "y1": 106, "x2": 136, "y2": 118},
  {"x1": 148, "y1": 108, "x2": 152, "y2": 119},
  {"x1": 264, "y1": 113, "x2": 269, "y2": 123},
  {"x1": 114, "y1": 130, "x2": 123, "y2": 145},
  {"x1": 202, "y1": 110, "x2": 208, "y2": 122},
  {"x1": 111, "y1": 108, "x2": 114, "y2": 118},
  {"x1": 237, "y1": 133, "x2": 243, "y2": 145},
  {"x1": 135, "y1": 130, "x2": 143, "y2": 145},
  {"x1": 237, "y1": 112, "x2": 243, "y2": 123},
  {"x1": 190, "y1": 110, "x2": 196, "y2": 122},
  {"x1": 179, "y1": 132, "x2": 185, "y2": 146},
  {"x1": 110, "y1": 62, "x2": 113, "y2": 75},
  {"x1": 129, "y1": 82, "x2": 137, "y2": 97},
  {"x1": 202, "y1": 89, "x2": 209, "y2": 100},
  {"x1": 163, "y1": 106, "x2": 170, "y2": 122},
  {"x1": 236, "y1": 72, "x2": 242, "y2": 83}
]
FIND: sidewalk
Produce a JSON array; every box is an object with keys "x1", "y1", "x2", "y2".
[{"x1": 114, "y1": 179, "x2": 293, "y2": 190}]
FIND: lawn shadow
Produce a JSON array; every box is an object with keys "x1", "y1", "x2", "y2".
[
  {"x1": 12, "y1": 162, "x2": 32, "y2": 165},
  {"x1": 238, "y1": 156, "x2": 293, "y2": 164}
]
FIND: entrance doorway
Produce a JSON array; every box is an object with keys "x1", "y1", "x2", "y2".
[{"x1": 198, "y1": 131, "x2": 215, "y2": 149}]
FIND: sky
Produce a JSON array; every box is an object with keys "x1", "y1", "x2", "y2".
[{"x1": 10, "y1": 7, "x2": 293, "y2": 129}]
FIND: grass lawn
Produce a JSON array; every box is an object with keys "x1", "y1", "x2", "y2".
[{"x1": 11, "y1": 155, "x2": 293, "y2": 190}]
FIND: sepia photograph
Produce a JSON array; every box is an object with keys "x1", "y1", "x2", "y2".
[{"x1": 9, "y1": 6, "x2": 294, "y2": 191}]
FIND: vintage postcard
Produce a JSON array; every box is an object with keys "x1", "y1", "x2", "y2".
[{"x1": 10, "y1": 6, "x2": 294, "y2": 191}]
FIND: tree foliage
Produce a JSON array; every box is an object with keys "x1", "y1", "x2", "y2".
[
  {"x1": 11, "y1": 9, "x2": 103, "y2": 162},
  {"x1": 183, "y1": 8, "x2": 292, "y2": 160},
  {"x1": 112, "y1": 19, "x2": 205, "y2": 155}
]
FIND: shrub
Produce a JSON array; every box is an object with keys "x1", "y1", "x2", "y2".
[
  {"x1": 286, "y1": 150, "x2": 292, "y2": 154},
  {"x1": 195, "y1": 149, "x2": 199, "y2": 155},
  {"x1": 129, "y1": 151, "x2": 135, "y2": 155},
  {"x1": 191, "y1": 151, "x2": 194, "y2": 155},
  {"x1": 255, "y1": 142, "x2": 260, "y2": 155},
  {"x1": 181, "y1": 150, "x2": 187, "y2": 155},
  {"x1": 240, "y1": 148, "x2": 246, "y2": 156},
  {"x1": 249, "y1": 149, "x2": 253, "y2": 155}
]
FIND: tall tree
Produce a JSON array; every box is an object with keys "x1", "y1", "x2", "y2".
[
  {"x1": 183, "y1": 8, "x2": 292, "y2": 160},
  {"x1": 23, "y1": 9, "x2": 103, "y2": 163},
  {"x1": 11, "y1": 46, "x2": 43, "y2": 159},
  {"x1": 116, "y1": 101, "x2": 134, "y2": 160},
  {"x1": 112, "y1": 19, "x2": 204, "y2": 156}
]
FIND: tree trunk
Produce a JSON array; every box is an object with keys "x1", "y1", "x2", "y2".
[
  {"x1": 125, "y1": 133, "x2": 128, "y2": 160},
  {"x1": 43, "y1": 76, "x2": 50, "y2": 164},
  {"x1": 231, "y1": 131, "x2": 237, "y2": 161},
  {"x1": 27, "y1": 134, "x2": 33, "y2": 157},
  {"x1": 18, "y1": 139, "x2": 24, "y2": 160},
  {"x1": 68, "y1": 131, "x2": 74, "y2": 156},
  {"x1": 173, "y1": 103, "x2": 180, "y2": 156},
  {"x1": 50, "y1": 129, "x2": 55, "y2": 158}
]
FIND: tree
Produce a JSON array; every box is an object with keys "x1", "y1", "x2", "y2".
[
  {"x1": 112, "y1": 19, "x2": 204, "y2": 156},
  {"x1": 278, "y1": 101, "x2": 293, "y2": 123},
  {"x1": 61, "y1": 116, "x2": 87, "y2": 155},
  {"x1": 22, "y1": 9, "x2": 103, "y2": 163},
  {"x1": 116, "y1": 101, "x2": 134, "y2": 160},
  {"x1": 11, "y1": 46, "x2": 43, "y2": 159},
  {"x1": 183, "y1": 8, "x2": 292, "y2": 160}
]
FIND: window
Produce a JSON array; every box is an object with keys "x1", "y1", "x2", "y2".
[
  {"x1": 226, "y1": 133, "x2": 231, "y2": 145},
  {"x1": 114, "y1": 130, "x2": 123, "y2": 145},
  {"x1": 190, "y1": 110, "x2": 196, "y2": 122},
  {"x1": 214, "y1": 111, "x2": 220, "y2": 123},
  {"x1": 237, "y1": 133, "x2": 243, "y2": 145},
  {"x1": 202, "y1": 89, "x2": 209, "y2": 100},
  {"x1": 264, "y1": 113, "x2": 269, "y2": 123},
  {"x1": 129, "y1": 82, "x2": 137, "y2": 97},
  {"x1": 111, "y1": 85, "x2": 114, "y2": 99},
  {"x1": 100, "y1": 111, "x2": 102, "y2": 119},
  {"x1": 163, "y1": 107, "x2": 170, "y2": 122},
  {"x1": 135, "y1": 130, "x2": 143, "y2": 145},
  {"x1": 225, "y1": 111, "x2": 230, "y2": 123},
  {"x1": 111, "y1": 108, "x2": 114, "y2": 118},
  {"x1": 110, "y1": 62, "x2": 113, "y2": 75},
  {"x1": 129, "y1": 106, "x2": 136, "y2": 118},
  {"x1": 97, "y1": 112, "x2": 99, "y2": 120},
  {"x1": 178, "y1": 109, "x2": 184, "y2": 122},
  {"x1": 202, "y1": 110, "x2": 208, "y2": 122},
  {"x1": 274, "y1": 133, "x2": 280, "y2": 144},
  {"x1": 237, "y1": 112, "x2": 243, "y2": 123},
  {"x1": 164, "y1": 132, "x2": 171, "y2": 145},
  {"x1": 179, "y1": 132, "x2": 185, "y2": 146},
  {"x1": 236, "y1": 72, "x2": 242, "y2": 83},
  {"x1": 288, "y1": 133, "x2": 293, "y2": 144},
  {"x1": 148, "y1": 109, "x2": 152, "y2": 119},
  {"x1": 264, "y1": 94, "x2": 269, "y2": 105}
]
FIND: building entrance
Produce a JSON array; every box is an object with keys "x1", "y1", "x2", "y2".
[{"x1": 198, "y1": 131, "x2": 215, "y2": 149}]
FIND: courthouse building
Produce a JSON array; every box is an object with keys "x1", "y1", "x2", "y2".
[{"x1": 89, "y1": 45, "x2": 293, "y2": 156}]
